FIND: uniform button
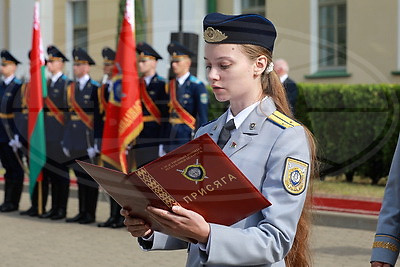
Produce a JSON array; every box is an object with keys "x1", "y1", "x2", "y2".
[{"x1": 73, "y1": 123, "x2": 77, "y2": 128}]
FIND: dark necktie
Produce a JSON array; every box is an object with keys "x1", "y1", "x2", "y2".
[{"x1": 217, "y1": 119, "x2": 236, "y2": 149}]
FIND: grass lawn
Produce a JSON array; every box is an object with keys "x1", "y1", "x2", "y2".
[{"x1": 314, "y1": 175, "x2": 386, "y2": 199}]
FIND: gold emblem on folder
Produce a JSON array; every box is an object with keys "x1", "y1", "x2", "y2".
[{"x1": 204, "y1": 27, "x2": 228, "y2": 43}]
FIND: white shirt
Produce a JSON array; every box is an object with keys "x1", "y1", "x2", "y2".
[
  {"x1": 176, "y1": 72, "x2": 190, "y2": 86},
  {"x1": 51, "y1": 72, "x2": 63, "y2": 86},
  {"x1": 3, "y1": 75, "x2": 15, "y2": 86},
  {"x1": 143, "y1": 74, "x2": 153, "y2": 86},
  {"x1": 280, "y1": 73, "x2": 288, "y2": 83},
  {"x1": 226, "y1": 96, "x2": 269, "y2": 134},
  {"x1": 76, "y1": 74, "x2": 90, "y2": 91}
]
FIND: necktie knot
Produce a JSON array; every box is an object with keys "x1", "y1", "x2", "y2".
[
  {"x1": 224, "y1": 119, "x2": 236, "y2": 131},
  {"x1": 217, "y1": 119, "x2": 236, "y2": 149}
]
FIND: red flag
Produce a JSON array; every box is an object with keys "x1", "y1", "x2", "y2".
[
  {"x1": 28, "y1": 1, "x2": 47, "y2": 195},
  {"x1": 101, "y1": 0, "x2": 143, "y2": 173}
]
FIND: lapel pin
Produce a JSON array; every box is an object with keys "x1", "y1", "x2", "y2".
[
  {"x1": 231, "y1": 142, "x2": 237, "y2": 148},
  {"x1": 213, "y1": 125, "x2": 218, "y2": 130},
  {"x1": 249, "y1": 123, "x2": 256, "y2": 130}
]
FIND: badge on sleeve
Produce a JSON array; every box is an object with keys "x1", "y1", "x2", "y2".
[{"x1": 282, "y1": 157, "x2": 308, "y2": 195}]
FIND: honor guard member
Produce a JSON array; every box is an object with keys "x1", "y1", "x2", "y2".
[
  {"x1": 64, "y1": 47, "x2": 99, "y2": 224},
  {"x1": 19, "y1": 51, "x2": 49, "y2": 217},
  {"x1": 165, "y1": 42, "x2": 208, "y2": 152},
  {"x1": 37, "y1": 45, "x2": 71, "y2": 220},
  {"x1": 135, "y1": 42, "x2": 169, "y2": 166},
  {"x1": 122, "y1": 13, "x2": 316, "y2": 267},
  {"x1": 0, "y1": 50, "x2": 25, "y2": 212},
  {"x1": 96, "y1": 47, "x2": 127, "y2": 228},
  {"x1": 92, "y1": 47, "x2": 114, "y2": 159}
]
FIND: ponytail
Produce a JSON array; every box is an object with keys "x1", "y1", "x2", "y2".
[{"x1": 240, "y1": 44, "x2": 319, "y2": 267}]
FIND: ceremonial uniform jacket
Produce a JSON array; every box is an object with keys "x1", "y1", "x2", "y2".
[
  {"x1": 139, "y1": 97, "x2": 311, "y2": 266},
  {"x1": 167, "y1": 75, "x2": 208, "y2": 150},
  {"x1": 63, "y1": 79, "x2": 99, "y2": 151},
  {"x1": 371, "y1": 134, "x2": 400, "y2": 265},
  {"x1": 44, "y1": 74, "x2": 69, "y2": 143},
  {"x1": 0, "y1": 77, "x2": 22, "y2": 142},
  {"x1": 138, "y1": 73, "x2": 169, "y2": 143}
]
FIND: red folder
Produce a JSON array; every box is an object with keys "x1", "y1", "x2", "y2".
[{"x1": 77, "y1": 134, "x2": 271, "y2": 230}]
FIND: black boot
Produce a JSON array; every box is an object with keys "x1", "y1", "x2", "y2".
[
  {"x1": 20, "y1": 206, "x2": 39, "y2": 216},
  {"x1": 50, "y1": 208, "x2": 66, "y2": 220},
  {"x1": 39, "y1": 209, "x2": 56, "y2": 219}
]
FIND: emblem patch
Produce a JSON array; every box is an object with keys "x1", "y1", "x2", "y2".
[
  {"x1": 200, "y1": 93, "x2": 208, "y2": 104},
  {"x1": 282, "y1": 157, "x2": 308, "y2": 195},
  {"x1": 177, "y1": 159, "x2": 208, "y2": 183}
]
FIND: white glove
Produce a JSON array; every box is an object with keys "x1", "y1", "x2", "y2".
[
  {"x1": 87, "y1": 146, "x2": 96, "y2": 159},
  {"x1": 8, "y1": 134, "x2": 22, "y2": 152},
  {"x1": 62, "y1": 147, "x2": 70, "y2": 157},
  {"x1": 158, "y1": 144, "x2": 166, "y2": 157}
]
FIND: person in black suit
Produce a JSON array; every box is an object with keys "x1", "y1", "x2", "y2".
[
  {"x1": 0, "y1": 50, "x2": 25, "y2": 212},
  {"x1": 64, "y1": 47, "x2": 99, "y2": 224},
  {"x1": 274, "y1": 58, "x2": 298, "y2": 115}
]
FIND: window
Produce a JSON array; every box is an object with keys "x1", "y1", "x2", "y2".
[
  {"x1": 72, "y1": 0, "x2": 88, "y2": 51},
  {"x1": 241, "y1": 0, "x2": 266, "y2": 17},
  {"x1": 318, "y1": 0, "x2": 346, "y2": 71}
]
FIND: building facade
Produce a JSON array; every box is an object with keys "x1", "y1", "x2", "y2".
[{"x1": 1, "y1": 0, "x2": 400, "y2": 84}]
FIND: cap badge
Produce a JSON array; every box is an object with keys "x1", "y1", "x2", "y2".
[{"x1": 204, "y1": 27, "x2": 228, "y2": 43}]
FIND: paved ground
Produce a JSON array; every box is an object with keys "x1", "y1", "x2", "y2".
[{"x1": 0, "y1": 188, "x2": 377, "y2": 266}]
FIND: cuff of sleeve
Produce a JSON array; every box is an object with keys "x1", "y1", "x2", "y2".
[{"x1": 371, "y1": 235, "x2": 400, "y2": 266}]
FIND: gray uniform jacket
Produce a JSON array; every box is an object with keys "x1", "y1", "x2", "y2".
[
  {"x1": 138, "y1": 97, "x2": 311, "y2": 266},
  {"x1": 371, "y1": 134, "x2": 400, "y2": 265}
]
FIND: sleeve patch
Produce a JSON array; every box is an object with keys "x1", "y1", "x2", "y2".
[{"x1": 282, "y1": 157, "x2": 308, "y2": 195}]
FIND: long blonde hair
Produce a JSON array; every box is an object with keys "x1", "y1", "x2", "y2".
[{"x1": 240, "y1": 44, "x2": 318, "y2": 267}]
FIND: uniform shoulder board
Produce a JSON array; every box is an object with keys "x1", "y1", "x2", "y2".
[
  {"x1": 267, "y1": 111, "x2": 301, "y2": 129},
  {"x1": 189, "y1": 75, "x2": 202, "y2": 84},
  {"x1": 14, "y1": 78, "x2": 22, "y2": 85},
  {"x1": 90, "y1": 79, "x2": 100, "y2": 87}
]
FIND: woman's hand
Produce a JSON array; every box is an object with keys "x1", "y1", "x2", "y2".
[
  {"x1": 147, "y1": 205, "x2": 210, "y2": 244},
  {"x1": 120, "y1": 208, "x2": 153, "y2": 238}
]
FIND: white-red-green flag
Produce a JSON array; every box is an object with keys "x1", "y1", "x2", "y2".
[
  {"x1": 28, "y1": 1, "x2": 47, "y2": 195},
  {"x1": 101, "y1": 0, "x2": 143, "y2": 173}
]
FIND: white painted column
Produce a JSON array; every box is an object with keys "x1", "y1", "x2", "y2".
[{"x1": 309, "y1": 0, "x2": 318, "y2": 74}]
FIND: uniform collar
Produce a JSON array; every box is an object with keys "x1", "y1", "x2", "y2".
[
  {"x1": 3, "y1": 75, "x2": 15, "y2": 86},
  {"x1": 143, "y1": 74, "x2": 155, "y2": 86},
  {"x1": 209, "y1": 97, "x2": 276, "y2": 155},
  {"x1": 226, "y1": 97, "x2": 267, "y2": 130},
  {"x1": 77, "y1": 74, "x2": 90, "y2": 90},
  {"x1": 176, "y1": 72, "x2": 190, "y2": 86},
  {"x1": 51, "y1": 72, "x2": 63, "y2": 84}
]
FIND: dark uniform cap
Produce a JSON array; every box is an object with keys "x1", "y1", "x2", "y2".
[
  {"x1": 167, "y1": 42, "x2": 194, "y2": 58},
  {"x1": 1, "y1": 49, "x2": 21, "y2": 65},
  {"x1": 136, "y1": 42, "x2": 162, "y2": 60},
  {"x1": 101, "y1": 47, "x2": 116, "y2": 63},
  {"x1": 72, "y1": 47, "x2": 95, "y2": 65},
  {"x1": 203, "y1": 13, "x2": 277, "y2": 53},
  {"x1": 47, "y1": 45, "x2": 69, "y2": 62}
]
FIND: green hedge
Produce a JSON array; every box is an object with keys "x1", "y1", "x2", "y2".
[
  {"x1": 296, "y1": 84, "x2": 400, "y2": 184},
  {"x1": 207, "y1": 84, "x2": 400, "y2": 184}
]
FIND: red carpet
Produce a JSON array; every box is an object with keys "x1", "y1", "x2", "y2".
[{"x1": 313, "y1": 196, "x2": 382, "y2": 216}]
